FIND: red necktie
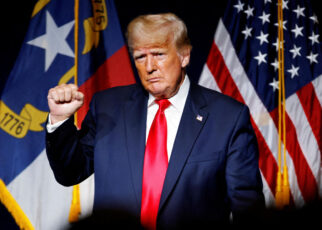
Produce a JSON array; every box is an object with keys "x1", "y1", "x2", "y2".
[{"x1": 141, "y1": 99, "x2": 170, "y2": 230}]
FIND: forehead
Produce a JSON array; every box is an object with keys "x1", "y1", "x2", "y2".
[{"x1": 133, "y1": 42, "x2": 177, "y2": 55}]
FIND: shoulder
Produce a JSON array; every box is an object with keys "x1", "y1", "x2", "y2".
[
  {"x1": 91, "y1": 84, "x2": 145, "y2": 103},
  {"x1": 191, "y1": 83, "x2": 247, "y2": 113}
]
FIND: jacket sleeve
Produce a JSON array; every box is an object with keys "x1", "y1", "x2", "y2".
[
  {"x1": 225, "y1": 105, "x2": 265, "y2": 222},
  {"x1": 46, "y1": 98, "x2": 96, "y2": 186}
]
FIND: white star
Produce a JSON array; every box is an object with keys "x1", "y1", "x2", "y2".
[
  {"x1": 274, "y1": 20, "x2": 287, "y2": 30},
  {"x1": 271, "y1": 59, "x2": 279, "y2": 71},
  {"x1": 279, "y1": 0, "x2": 289, "y2": 10},
  {"x1": 272, "y1": 38, "x2": 284, "y2": 51},
  {"x1": 254, "y1": 51, "x2": 267, "y2": 65},
  {"x1": 287, "y1": 64, "x2": 299, "y2": 78},
  {"x1": 310, "y1": 14, "x2": 319, "y2": 24},
  {"x1": 306, "y1": 52, "x2": 318, "y2": 64},
  {"x1": 293, "y1": 5, "x2": 305, "y2": 18},
  {"x1": 27, "y1": 11, "x2": 75, "y2": 72},
  {"x1": 269, "y1": 78, "x2": 279, "y2": 92},
  {"x1": 258, "y1": 12, "x2": 270, "y2": 25},
  {"x1": 308, "y1": 32, "x2": 319, "y2": 45},
  {"x1": 244, "y1": 5, "x2": 254, "y2": 18},
  {"x1": 264, "y1": 0, "x2": 272, "y2": 4},
  {"x1": 234, "y1": 0, "x2": 244, "y2": 13},
  {"x1": 256, "y1": 31, "x2": 269, "y2": 45},
  {"x1": 242, "y1": 26, "x2": 252, "y2": 39},
  {"x1": 289, "y1": 44, "x2": 301, "y2": 59},
  {"x1": 291, "y1": 25, "x2": 304, "y2": 38}
]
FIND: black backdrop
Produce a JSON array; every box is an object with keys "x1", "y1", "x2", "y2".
[{"x1": 0, "y1": 0, "x2": 321, "y2": 91}]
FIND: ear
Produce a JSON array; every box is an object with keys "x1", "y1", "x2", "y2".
[{"x1": 179, "y1": 47, "x2": 191, "y2": 68}]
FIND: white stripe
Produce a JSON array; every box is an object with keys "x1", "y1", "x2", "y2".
[
  {"x1": 7, "y1": 149, "x2": 95, "y2": 229},
  {"x1": 286, "y1": 93, "x2": 321, "y2": 183},
  {"x1": 259, "y1": 171, "x2": 275, "y2": 208},
  {"x1": 79, "y1": 174, "x2": 95, "y2": 219},
  {"x1": 310, "y1": 74, "x2": 322, "y2": 198},
  {"x1": 203, "y1": 18, "x2": 305, "y2": 206},
  {"x1": 8, "y1": 150, "x2": 72, "y2": 230},
  {"x1": 311, "y1": 74, "x2": 322, "y2": 107},
  {"x1": 199, "y1": 64, "x2": 221, "y2": 92}
]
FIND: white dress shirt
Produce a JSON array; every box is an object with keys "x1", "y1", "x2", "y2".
[
  {"x1": 146, "y1": 76, "x2": 190, "y2": 161},
  {"x1": 47, "y1": 75, "x2": 190, "y2": 162}
]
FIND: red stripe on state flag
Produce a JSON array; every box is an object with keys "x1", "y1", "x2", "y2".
[
  {"x1": 269, "y1": 108, "x2": 318, "y2": 202},
  {"x1": 77, "y1": 46, "x2": 136, "y2": 125},
  {"x1": 296, "y1": 82, "x2": 322, "y2": 154},
  {"x1": 206, "y1": 41, "x2": 278, "y2": 196}
]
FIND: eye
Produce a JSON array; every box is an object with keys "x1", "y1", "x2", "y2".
[
  {"x1": 134, "y1": 54, "x2": 145, "y2": 61},
  {"x1": 154, "y1": 52, "x2": 165, "y2": 58}
]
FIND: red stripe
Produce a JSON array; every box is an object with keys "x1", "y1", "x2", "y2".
[
  {"x1": 206, "y1": 41, "x2": 278, "y2": 195},
  {"x1": 296, "y1": 82, "x2": 322, "y2": 154},
  {"x1": 270, "y1": 108, "x2": 318, "y2": 202},
  {"x1": 77, "y1": 45, "x2": 136, "y2": 125}
]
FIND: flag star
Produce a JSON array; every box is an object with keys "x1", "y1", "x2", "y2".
[
  {"x1": 27, "y1": 11, "x2": 75, "y2": 72},
  {"x1": 287, "y1": 64, "x2": 299, "y2": 78},
  {"x1": 274, "y1": 20, "x2": 287, "y2": 30},
  {"x1": 291, "y1": 24, "x2": 304, "y2": 38},
  {"x1": 256, "y1": 31, "x2": 269, "y2": 45},
  {"x1": 258, "y1": 12, "x2": 270, "y2": 25},
  {"x1": 271, "y1": 59, "x2": 279, "y2": 71},
  {"x1": 242, "y1": 26, "x2": 252, "y2": 39},
  {"x1": 289, "y1": 44, "x2": 301, "y2": 58},
  {"x1": 281, "y1": 0, "x2": 289, "y2": 10},
  {"x1": 244, "y1": 5, "x2": 254, "y2": 18},
  {"x1": 308, "y1": 32, "x2": 319, "y2": 45},
  {"x1": 264, "y1": 0, "x2": 272, "y2": 4},
  {"x1": 234, "y1": 0, "x2": 244, "y2": 13},
  {"x1": 254, "y1": 51, "x2": 267, "y2": 65},
  {"x1": 272, "y1": 38, "x2": 284, "y2": 51},
  {"x1": 293, "y1": 5, "x2": 305, "y2": 18},
  {"x1": 310, "y1": 14, "x2": 319, "y2": 24},
  {"x1": 306, "y1": 51, "x2": 318, "y2": 64},
  {"x1": 269, "y1": 78, "x2": 279, "y2": 92}
]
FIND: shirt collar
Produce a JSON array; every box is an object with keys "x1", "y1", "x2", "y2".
[{"x1": 148, "y1": 75, "x2": 190, "y2": 112}]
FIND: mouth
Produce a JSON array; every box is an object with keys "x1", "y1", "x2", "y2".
[{"x1": 147, "y1": 77, "x2": 161, "y2": 83}]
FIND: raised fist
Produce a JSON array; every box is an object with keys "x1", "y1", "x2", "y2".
[{"x1": 47, "y1": 84, "x2": 84, "y2": 124}]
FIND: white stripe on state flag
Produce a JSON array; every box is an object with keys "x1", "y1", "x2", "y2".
[
  {"x1": 200, "y1": 19, "x2": 307, "y2": 206},
  {"x1": 7, "y1": 149, "x2": 95, "y2": 229},
  {"x1": 7, "y1": 149, "x2": 72, "y2": 230},
  {"x1": 79, "y1": 174, "x2": 94, "y2": 220}
]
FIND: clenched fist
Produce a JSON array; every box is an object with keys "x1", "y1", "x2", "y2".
[{"x1": 47, "y1": 84, "x2": 84, "y2": 124}]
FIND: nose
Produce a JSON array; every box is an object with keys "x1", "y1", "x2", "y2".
[{"x1": 145, "y1": 55, "x2": 156, "y2": 74}]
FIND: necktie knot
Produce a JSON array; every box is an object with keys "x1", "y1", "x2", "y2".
[{"x1": 155, "y1": 99, "x2": 170, "y2": 112}]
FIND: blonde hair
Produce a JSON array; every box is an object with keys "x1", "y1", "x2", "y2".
[{"x1": 126, "y1": 13, "x2": 192, "y2": 53}]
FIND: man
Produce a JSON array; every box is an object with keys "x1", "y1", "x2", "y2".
[{"x1": 46, "y1": 13, "x2": 264, "y2": 229}]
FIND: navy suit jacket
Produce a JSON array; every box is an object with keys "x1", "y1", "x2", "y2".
[{"x1": 46, "y1": 82, "x2": 264, "y2": 229}]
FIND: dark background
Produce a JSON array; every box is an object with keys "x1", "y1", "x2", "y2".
[{"x1": 0, "y1": 0, "x2": 321, "y2": 90}]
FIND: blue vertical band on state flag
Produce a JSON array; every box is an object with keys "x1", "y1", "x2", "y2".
[
  {"x1": 0, "y1": 0, "x2": 128, "y2": 185},
  {"x1": 222, "y1": 0, "x2": 322, "y2": 112}
]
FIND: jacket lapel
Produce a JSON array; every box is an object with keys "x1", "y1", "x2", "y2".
[
  {"x1": 159, "y1": 83, "x2": 209, "y2": 211},
  {"x1": 123, "y1": 85, "x2": 148, "y2": 209}
]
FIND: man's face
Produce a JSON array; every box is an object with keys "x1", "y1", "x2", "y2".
[{"x1": 133, "y1": 41, "x2": 190, "y2": 99}]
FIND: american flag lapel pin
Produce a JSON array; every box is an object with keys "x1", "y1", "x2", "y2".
[{"x1": 196, "y1": 114, "x2": 203, "y2": 122}]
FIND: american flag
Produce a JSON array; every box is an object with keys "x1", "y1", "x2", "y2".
[{"x1": 199, "y1": 0, "x2": 321, "y2": 207}]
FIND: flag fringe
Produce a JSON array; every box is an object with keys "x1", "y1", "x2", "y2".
[{"x1": 0, "y1": 179, "x2": 35, "y2": 230}]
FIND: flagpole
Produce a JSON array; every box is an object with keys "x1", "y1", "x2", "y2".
[
  {"x1": 276, "y1": 0, "x2": 289, "y2": 209},
  {"x1": 69, "y1": 0, "x2": 81, "y2": 223}
]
